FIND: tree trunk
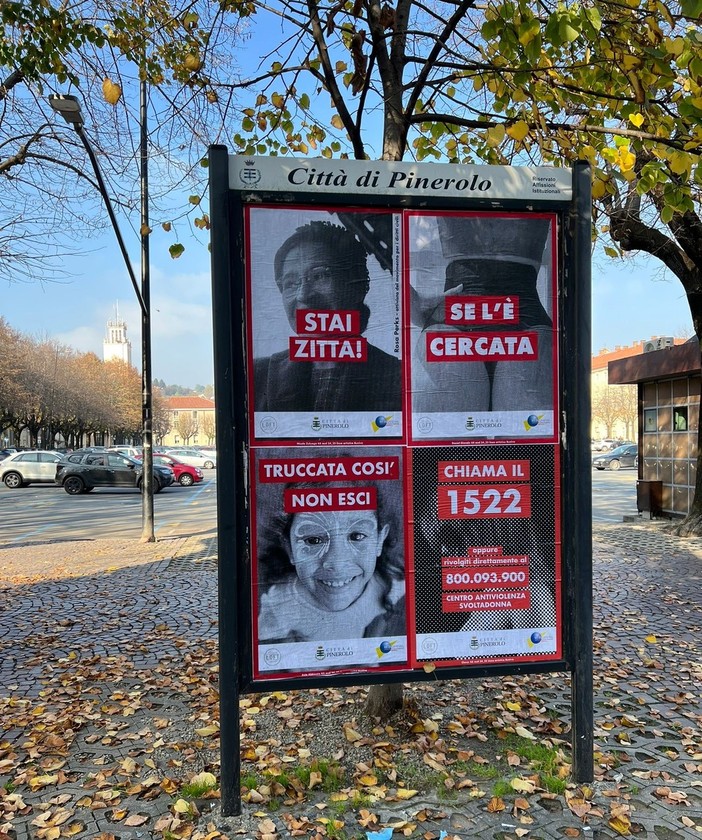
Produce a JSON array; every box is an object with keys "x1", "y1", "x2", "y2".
[{"x1": 365, "y1": 683, "x2": 404, "y2": 719}]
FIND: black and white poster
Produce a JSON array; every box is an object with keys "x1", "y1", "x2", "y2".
[
  {"x1": 406, "y1": 211, "x2": 558, "y2": 442},
  {"x1": 246, "y1": 206, "x2": 403, "y2": 441},
  {"x1": 251, "y1": 446, "x2": 408, "y2": 677}
]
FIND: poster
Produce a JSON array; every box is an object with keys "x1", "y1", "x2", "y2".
[
  {"x1": 252, "y1": 446, "x2": 408, "y2": 678},
  {"x1": 246, "y1": 206, "x2": 403, "y2": 441},
  {"x1": 410, "y1": 444, "x2": 562, "y2": 666},
  {"x1": 406, "y1": 212, "x2": 558, "y2": 442}
]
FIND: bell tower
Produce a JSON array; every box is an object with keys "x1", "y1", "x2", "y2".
[{"x1": 103, "y1": 302, "x2": 132, "y2": 365}]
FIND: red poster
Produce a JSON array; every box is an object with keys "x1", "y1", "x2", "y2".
[{"x1": 252, "y1": 446, "x2": 408, "y2": 680}]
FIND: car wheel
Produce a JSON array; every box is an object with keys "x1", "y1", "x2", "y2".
[
  {"x1": 154, "y1": 480, "x2": 162, "y2": 494},
  {"x1": 64, "y1": 476, "x2": 85, "y2": 495},
  {"x1": 179, "y1": 473, "x2": 194, "y2": 486},
  {"x1": 3, "y1": 472, "x2": 24, "y2": 489},
  {"x1": 608, "y1": 459, "x2": 621, "y2": 471},
  {"x1": 203, "y1": 460, "x2": 214, "y2": 469}
]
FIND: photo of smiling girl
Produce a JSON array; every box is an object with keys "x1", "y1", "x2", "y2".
[{"x1": 252, "y1": 447, "x2": 407, "y2": 673}]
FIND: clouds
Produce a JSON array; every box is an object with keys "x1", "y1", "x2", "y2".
[{"x1": 5, "y1": 248, "x2": 214, "y2": 388}]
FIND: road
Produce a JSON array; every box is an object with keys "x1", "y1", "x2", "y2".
[
  {"x1": 0, "y1": 464, "x2": 638, "y2": 545},
  {"x1": 0, "y1": 474, "x2": 218, "y2": 544}
]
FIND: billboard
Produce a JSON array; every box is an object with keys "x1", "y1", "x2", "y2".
[{"x1": 235, "y1": 170, "x2": 565, "y2": 681}]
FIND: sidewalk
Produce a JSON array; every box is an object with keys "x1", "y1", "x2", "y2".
[{"x1": 0, "y1": 522, "x2": 700, "y2": 839}]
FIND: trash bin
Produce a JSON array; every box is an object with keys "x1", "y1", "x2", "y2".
[{"x1": 636, "y1": 480, "x2": 663, "y2": 519}]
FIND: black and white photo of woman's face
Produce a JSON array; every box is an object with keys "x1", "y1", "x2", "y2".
[
  {"x1": 279, "y1": 240, "x2": 368, "y2": 332},
  {"x1": 289, "y1": 509, "x2": 389, "y2": 612}
]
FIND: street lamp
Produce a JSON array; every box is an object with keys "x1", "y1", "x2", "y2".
[{"x1": 49, "y1": 93, "x2": 155, "y2": 542}]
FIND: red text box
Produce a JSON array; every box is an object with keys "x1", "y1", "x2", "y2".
[
  {"x1": 444, "y1": 296, "x2": 519, "y2": 326},
  {"x1": 438, "y1": 485, "x2": 532, "y2": 519},
  {"x1": 442, "y1": 566, "x2": 530, "y2": 590},
  {"x1": 442, "y1": 554, "x2": 529, "y2": 569},
  {"x1": 290, "y1": 336, "x2": 367, "y2": 362},
  {"x1": 295, "y1": 309, "x2": 361, "y2": 335},
  {"x1": 442, "y1": 590, "x2": 532, "y2": 612},
  {"x1": 438, "y1": 460, "x2": 530, "y2": 482},
  {"x1": 425, "y1": 331, "x2": 538, "y2": 362},
  {"x1": 283, "y1": 486, "x2": 377, "y2": 513},
  {"x1": 259, "y1": 456, "x2": 400, "y2": 483}
]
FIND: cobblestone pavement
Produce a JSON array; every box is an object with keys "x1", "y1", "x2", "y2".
[{"x1": 0, "y1": 523, "x2": 700, "y2": 839}]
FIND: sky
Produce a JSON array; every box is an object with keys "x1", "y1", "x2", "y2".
[{"x1": 2, "y1": 224, "x2": 692, "y2": 390}]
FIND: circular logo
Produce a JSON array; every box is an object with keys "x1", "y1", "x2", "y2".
[
  {"x1": 421, "y1": 637, "x2": 438, "y2": 654},
  {"x1": 526, "y1": 414, "x2": 540, "y2": 428},
  {"x1": 374, "y1": 416, "x2": 388, "y2": 429},
  {"x1": 260, "y1": 416, "x2": 278, "y2": 433},
  {"x1": 379, "y1": 640, "x2": 392, "y2": 654},
  {"x1": 530, "y1": 632, "x2": 542, "y2": 645},
  {"x1": 417, "y1": 416, "x2": 433, "y2": 433},
  {"x1": 263, "y1": 648, "x2": 281, "y2": 666}
]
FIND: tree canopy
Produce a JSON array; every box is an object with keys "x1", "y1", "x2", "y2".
[{"x1": 1, "y1": 0, "x2": 250, "y2": 280}]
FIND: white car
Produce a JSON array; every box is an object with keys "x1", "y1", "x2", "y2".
[
  {"x1": 165, "y1": 448, "x2": 217, "y2": 469},
  {"x1": 1, "y1": 450, "x2": 65, "y2": 488}
]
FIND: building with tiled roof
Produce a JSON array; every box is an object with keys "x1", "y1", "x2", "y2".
[
  {"x1": 161, "y1": 396, "x2": 216, "y2": 446},
  {"x1": 590, "y1": 336, "x2": 687, "y2": 441}
]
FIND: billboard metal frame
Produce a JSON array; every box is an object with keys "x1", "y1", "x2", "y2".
[{"x1": 209, "y1": 146, "x2": 592, "y2": 816}]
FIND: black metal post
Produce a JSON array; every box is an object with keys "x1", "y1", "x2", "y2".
[
  {"x1": 569, "y1": 160, "x2": 594, "y2": 782},
  {"x1": 140, "y1": 76, "x2": 155, "y2": 542},
  {"x1": 209, "y1": 145, "x2": 241, "y2": 816}
]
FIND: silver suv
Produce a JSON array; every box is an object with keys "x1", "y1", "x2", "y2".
[{"x1": 1, "y1": 450, "x2": 64, "y2": 488}]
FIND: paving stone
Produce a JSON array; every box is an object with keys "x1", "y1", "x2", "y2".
[{"x1": 1, "y1": 524, "x2": 701, "y2": 839}]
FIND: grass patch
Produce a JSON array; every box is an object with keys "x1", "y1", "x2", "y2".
[
  {"x1": 293, "y1": 759, "x2": 346, "y2": 793},
  {"x1": 179, "y1": 779, "x2": 217, "y2": 800},
  {"x1": 492, "y1": 779, "x2": 513, "y2": 797}
]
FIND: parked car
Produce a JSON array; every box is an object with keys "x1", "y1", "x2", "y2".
[
  {"x1": 592, "y1": 444, "x2": 638, "y2": 471},
  {"x1": 136, "y1": 453, "x2": 204, "y2": 486},
  {"x1": 165, "y1": 447, "x2": 217, "y2": 469},
  {"x1": 1, "y1": 450, "x2": 65, "y2": 488},
  {"x1": 55, "y1": 451, "x2": 175, "y2": 495},
  {"x1": 108, "y1": 446, "x2": 142, "y2": 459}
]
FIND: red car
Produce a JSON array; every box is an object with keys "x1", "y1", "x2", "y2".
[{"x1": 139, "y1": 453, "x2": 204, "y2": 486}]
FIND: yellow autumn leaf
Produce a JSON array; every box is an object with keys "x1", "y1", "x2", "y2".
[
  {"x1": 608, "y1": 814, "x2": 632, "y2": 835},
  {"x1": 121, "y1": 757, "x2": 137, "y2": 774},
  {"x1": 591, "y1": 177, "x2": 607, "y2": 199},
  {"x1": 486, "y1": 124, "x2": 506, "y2": 147},
  {"x1": 514, "y1": 726, "x2": 536, "y2": 740},
  {"x1": 29, "y1": 774, "x2": 58, "y2": 790},
  {"x1": 358, "y1": 774, "x2": 378, "y2": 786},
  {"x1": 190, "y1": 771, "x2": 216, "y2": 788},
  {"x1": 422, "y1": 662, "x2": 436, "y2": 673},
  {"x1": 331, "y1": 114, "x2": 344, "y2": 130},
  {"x1": 344, "y1": 724, "x2": 363, "y2": 742},
  {"x1": 395, "y1": 788, "x2": 418, "y2": 800},
  {"x1": 645, "y1": 634, "x2": 657, "y2": 643},
  {"x1": 173, "y1": 799, "x2": 191, "y2": 813},
  {"x1": 511, "y1": 778, "x2": 536, "y2": 793},
  {"x1": 669, "y1": 151, "x2": 691, "y2": 175},
  {"x1": 505, "y1": 701, "x2": 521, "y2": 711},
  {"x1": 618, "y1": 147, "x2": 636, "y2": 171},
  {"x1": 487, "y1": 796, "x2": 505, "y2": 812},
  {"x1": 184, "y1": 54, "x2": 202, "y2": 72},
  {"x1": 194, "y1": 725, "x2": 219, "y2": 736},
  {"x1": 629, "y1": 113, "x2": 645, "y2": 127},
  {"x1": 506, "y1": 121, "x2": 530, "y2": 142},
  {"x1": 62, "y1": 823, "x2": 85, "y2": 836},
  {"x1": 102, "y1": 78, "x2": 122, "y2": 105}
]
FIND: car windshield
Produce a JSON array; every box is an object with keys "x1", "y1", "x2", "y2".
[{"x1": 610, "y1": 445, "x2": 629, "y2": 455}]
